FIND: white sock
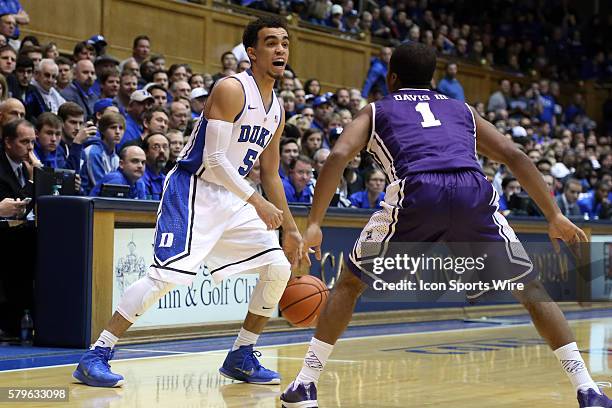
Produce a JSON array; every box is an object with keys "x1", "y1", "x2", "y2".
[
  {"x1": 91, "y1": 330, "x2": 118, "y2": 350},
  {"x1": 296, "y1": 337, "x2": 334, "y2": 384},
  {"x1": 554, "y1": 342, "x2": 600, "y2": 394},
  {"x1": 232, "y1": 328, "x2": 259, "y2": 351}
]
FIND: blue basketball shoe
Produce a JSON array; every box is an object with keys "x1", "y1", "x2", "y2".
[
  {"x1": 73, "y1": 347, "x2": 125, "y2": 387},
  {"x1": 578, "y1": 387, "x2": 612, "y2": 407},
  {"x1": 219, "y1": 345, "x2": 280, "y2": 384},
  {"x1": 280, "y1": 380, "x2": 318, "y2": 408}
]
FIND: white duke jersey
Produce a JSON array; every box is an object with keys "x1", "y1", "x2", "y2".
[{"x1": 177, "y1": 70, "x2": 282, "y2": 183}]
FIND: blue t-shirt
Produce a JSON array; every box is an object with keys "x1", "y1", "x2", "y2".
[
  {"x1": 282, "y1": 178, "x2": 313, "y2": 203},
  {"x1": 141, "y1": 165, "x2": 166, "y2": 200},
  {"x1": 349, "y1": 190, "x2": 384, "y2": 209}
]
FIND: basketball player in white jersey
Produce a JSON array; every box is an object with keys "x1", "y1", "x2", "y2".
[{"x1": 73, "y1": 16, "x2": 308, "y2": 387}]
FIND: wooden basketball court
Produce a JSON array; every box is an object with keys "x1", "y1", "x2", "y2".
[{"x1": 1, "y1": 313, "x2": 610, "y2": 407}]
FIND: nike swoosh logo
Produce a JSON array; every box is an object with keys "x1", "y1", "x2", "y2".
[
  {"x1": 248, "y1": 105, "x2": 257, "y2": 110},
  {"x1": 135, "y1": 313, "x2": 142, "y2": 317},
  {"x1": 262, "y1": 306, "x2": 273, "y2": 310},
  {"x1": 235, "y1": 367, "x2": 254, "y2": 376}
]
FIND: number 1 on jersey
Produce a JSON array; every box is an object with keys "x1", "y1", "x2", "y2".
[{"x1": 415, "y1": 102, "x2": 441, "y2": 128}]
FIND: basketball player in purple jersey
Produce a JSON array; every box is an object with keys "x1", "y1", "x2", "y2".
[{"x1": 281, "y1": 42, "x2": 611, "y2": 407}]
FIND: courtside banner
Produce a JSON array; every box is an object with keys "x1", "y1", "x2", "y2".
[
  {"x1": 350, "y1": 241, "x2": 604, "y2": 303},
  {"x1": 112, "y1": 228, "x2": 277, "y2": 328}
]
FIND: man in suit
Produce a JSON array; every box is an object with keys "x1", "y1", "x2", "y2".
[
  {"x1": 555, "y1": 178, "x2": 583, "y2": 217},
  {"x1": 0, "y1": 119, "x2": 36, "y2": 202}
]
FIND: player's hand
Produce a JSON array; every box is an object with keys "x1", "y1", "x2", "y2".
[
  {"x1": 548, "y1": 213, "x2": 588, "y2": 256},
  {"x1": 282, "y1": 229, "x2": 310, "y2": 270},
  {"x1": 74, "y1": 121, "x2": 97, "y2": 144},
  {"x1": 251, "y1": 195, "x2": 283, "y2": 230},
  {"x1": 303, "y1": 223, "x2": 323, "y2": 261}
]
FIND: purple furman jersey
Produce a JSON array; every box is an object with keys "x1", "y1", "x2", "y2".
[
  {"x1": 346, "y1": 87, "x2": 536, "y2": 299},
  {"x1": 368, "y1": 87, "x2": 481, "y2": 179}
]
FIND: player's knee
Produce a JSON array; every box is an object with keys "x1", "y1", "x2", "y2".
[
  {"x1": 248, "y1": 263, "x2": 291, "y2": 318},
  {"x1": 513, "y1": 279, "x2": 548, "y2": 306},
  {"x1": 117, "y1": 276, "x2": 176, "y2": 323},
  {"x1": 335, "y1": 266, "x2": 367, "y2": 297}
]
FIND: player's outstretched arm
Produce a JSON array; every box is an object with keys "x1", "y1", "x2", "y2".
[
  {"x1": 203, "y1": 78, "x2": 283, "y2": 230},
  {"x1": 259, "y1": 111, "x2": 308, "y2": 267},
  {"x1": 473, "y1": 108, "x2": 588, "y2": 248},
  {"x1": 304, "y1": 104, "x2": 371, "y2": 259}
]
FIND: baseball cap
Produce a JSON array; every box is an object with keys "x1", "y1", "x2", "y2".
[
  {"x1": 550, "y1": 163, "x2": 571, "y2": 179},
  {"x1": 511, "y1": 126, "x2": 527, "y2": 138},
  {"x1": 130, "y1": 89, "x2": 154, "y2": 103},
  {"x1": 94, "y1": 98, "x2": 115, "y2": 114},
  {"x1": 329, "y1": 127, "x2": 343, "y2": 142},
  {"x1": 94, "y1": 54, "x2": 119, "y2": 66},
  {"x1": 346, "y1": 10, "x2": 359, "y2": 18},
  {"x1": 312, "y1": 95, "x2": 330, "y2": 108},
  {"x1": 331, "y1": 4, "x2": 343, "y2": 15},
  {"x1": 190, "y1": 87, "x2": 209, "y2": 100},
  {"x1": 87, "y1": 34, "x2": 107, "y2": 46}
]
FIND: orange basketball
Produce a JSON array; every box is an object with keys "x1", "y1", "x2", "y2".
[{"x1": 279, "y1": 275, "x2": 329, "y2": 327}]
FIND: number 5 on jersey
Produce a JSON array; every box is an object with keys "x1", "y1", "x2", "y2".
[{"x1": 238, "y1": 148, "x2": 258, "y2": 176}]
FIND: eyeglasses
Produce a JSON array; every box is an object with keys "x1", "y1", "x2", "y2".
[{"x1": 150, "y1": 143, "x2": 168, "y2": 151}]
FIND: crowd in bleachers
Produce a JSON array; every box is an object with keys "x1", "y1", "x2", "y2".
[
  {"x1": 0, "y1": 0, "x2": 610, "y2": 222},
  {"x1": 239, "y1": 0, "x2": 612, "y2": 81}
]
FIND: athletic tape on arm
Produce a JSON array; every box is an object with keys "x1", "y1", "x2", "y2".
[{"x1": 203, "y1": 119, "x2": 255, "y2": 201}]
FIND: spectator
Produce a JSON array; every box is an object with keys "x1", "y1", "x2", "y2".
[
  {"x1": 487, "y1": 79, "x2": 511, "y2": 113},
  {"x1": 0, "y1": 72, "x2": 7, "y2": 102},
  {"x1": 97, "y1": 67, "x2": 120, "y2": 100},
  {"x1": 246, "y1": 158, "x2": 263, "y2": 196},
  {"x1": 115, "y1": 72, "x2": 137, "y2": 115},
  {"x1": 349, "y1": 168, "x2": 385, "y2": 209},
  {"x1": 130, "y1": 35, "x2": 151, "y2": 65},
  {"x1": 0, "y1": 97, "x2": 23, "y2": 127},
  {"x1": 19, "y1": 44, "x2": 41, "y2": 67},
  {"x1": 0, "y1": 14, "x2": 17, "y2": 50},
  {"x1": 312, "y1": 147, "x2": 329, "y2": 178},
  {"x1": 72, "y1": 41, "x2": 95, "y2": 63},
  {"x1": 0, "y1": 44, "x2": 15, "y2": 77},
  {"x1": 0, "y1": 1, "x2": 29, "y2": 40},
  {"x1": 437, "y1": 62, "x2": 464, "y2": 101},
  {"x1": 168, "y1": 63, "x2": 188, "y2": 84},
  {"x1": 6, "y1": 54, "x2": 30, "y2": 102},
  {"x1": 537, "y1": 79, "x2": 556, "y2": 128},
  {"x1": 362, "y1": 47, "x2": 391, "y2": 98},
  {"x1": 212, "y1": 51, "x2": 237, "y2": 82},
  {"x1": 61, "y1": 59, "x2": 98, "y2": 120},
  {"x1": 188, "y1": 73, "x2": 204, "y2": 90},
  {"x1": 32, "y1": 112, "x2": 65, "y2": 169},
  {"x1": 283, "y1": 155, "x2": 314, "y2": 204},
  {"x1": 168, "y1": 101, "x2": 189, "y2": 132},
  {"x1": 578, "y1": 181, "x2": 611, "y2": 219},
  {"x1": 152, "y1": 69, "x2": 169, "y2": 91},
  {"x1": 304, "y1": 78, "x2": 321, "y2": 97},
  {"x1": 326, "y1": 4, "x2": 344, "y2": 31},
  {"x1": 141, "y1": 133, "x2": 168, "y2": 200},
  {"x1": 0, "y1": 119, "x2": 35, "y2": 201},
  {"x1": 92, "y1": 55, "x2": 120, "y2": 97},
  {"x1": 150, "y1": 54, "x2": 165, "y2": 71},
  {"x1": 118, "y1": 89, "x2": 153, "y2": 149},
  {"x1": 81, "y1": 111, "x2": 124, "y2": 193},
  {"x1": 145, "y1": 83, "x2": 167, "y2": 109},
  {"x1": 25, "y1": 59, "x2": 65, "y2": 121},
  {"x1": 169, "y1": 80, "x2": 190, "y2": 102},
  {"x1": 89, "y1": 145, "x2": 147, "y2": 199},
  {"x1": 55, "y1": 56, "x2": 72, "y2": 91},
  {"x1": 86, "y1": 34, "x2": 106, "y2": 57},
  {"x1": 498, "y1": 176, "x2": 521, "y2": 213},
  {"x1": 164, "y1": 128, "x2": 183, "y2": 174},
  {"x1": 190, "y1": 87, "x2": 207, "y2": 119},
  {"x1": 342, "y1": 153, "x2": 364, "y2": 196},
  {"x1": 92, "y1": 98, "x2": 119, "y2": 124},
  {"x1": 300, "y1": 128, "x2": 322, "y2": 159},
  {"x1": 57, "y1": 102, "x2": 96, "y2": 172},
  {"x1": 311, "y1": 95, "x2": 332, "y2": 135},
  {"x1": 279, "y1": 137, "x2": 299, "y2": 180},
  {"x1": 556, "y1": 178, "x2": 583, "y2": 217},
  {"x1": 121, "y1": 57, "x2": 140, "y2": 81},
  {"x1": 142, "y1": 106, "x2": 168, "y2": 140}
]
